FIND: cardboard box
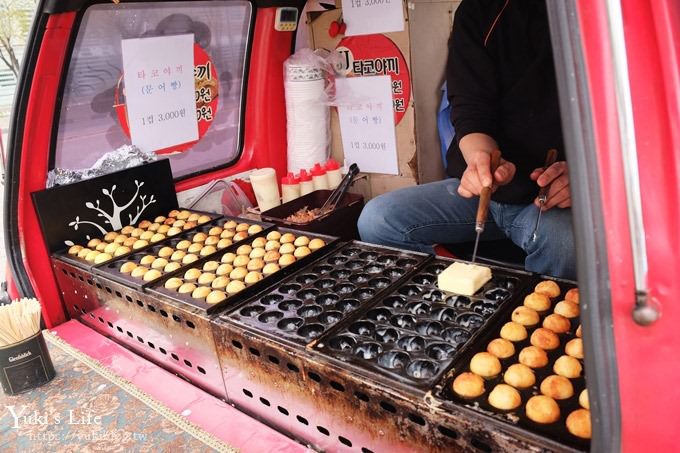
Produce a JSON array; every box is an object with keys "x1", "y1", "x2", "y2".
[{"x1": 307, "y1": 0, "x2": 460, "y2": 199}]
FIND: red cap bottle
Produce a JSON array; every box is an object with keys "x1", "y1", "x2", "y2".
[
  {"x1": 298, "y1": 169, "x2": 314, "y2": 196},
  {"x1": 281, "y1": 172, "x2": 299, "y2": 185},
  {"x1": 281, "y1": 172, "x2": 300, "y2": 203},
  {"x1": 310, "y1": 163, "x2": 327, "y2": 177},
  {"x1": 325, "y1": 158, "x2": 341, "y2": 171},
  {"x1": 310, "y1": 163, "x2": 329, "y2": 190},
  {"x1": 325, "y1": 158, "x2": 342, "y2": 189},
  {"x1": 298, "y1": 169, "x2": 312, "y2": 182}
]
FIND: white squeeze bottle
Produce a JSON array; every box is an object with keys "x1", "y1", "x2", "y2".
[
  {"x1": 281, "y1": 172, "x2": 300, "y2": 203},
  {"x1": 311, "y1": 163, "x2": 329, "y2": 191},
  {"x1": 250, "y1": 168, "x2": 280, "y2": 211},
  {"x1": 298, "y1": 169, "x2": 314, "y2": 196},
  {"x1": 325, "y1": 158, "x2": 342, "y2": 189}
]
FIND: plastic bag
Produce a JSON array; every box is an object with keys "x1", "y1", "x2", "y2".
[{"x1": 284, "y1": 48, "x2": 334, "y2": 174}]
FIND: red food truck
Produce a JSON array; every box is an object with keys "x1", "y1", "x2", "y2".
[{"x1": 1, "y1": 0, "x2": 679, "y2": 451}]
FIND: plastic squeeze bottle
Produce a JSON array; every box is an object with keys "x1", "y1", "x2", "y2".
[
  {"x1": 298, "y1": 169, "x2": 314, "y2": 196},
  {"x1": 281, "y1": 172, "x2": 300, "y2": 203},
  {"x1": 311, "y1": 163, "x2": 329, "y2": 191},
  {"x1": 325, "y1": 158, "x2": 343, "y2": 189},
  {"x1": 249, "y1": 168, "x2": 280, "y2": 211}
]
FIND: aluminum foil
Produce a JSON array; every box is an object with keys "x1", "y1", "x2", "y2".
[{"x1": 47, "y1": 145, "x2": 157, "y2": 187}]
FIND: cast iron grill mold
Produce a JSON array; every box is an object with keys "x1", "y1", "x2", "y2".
[
  {"x1": 53, "y1": 258, "x2": 224, "y2": 397},
  {"x1": 211, "y1": 311, "x2": 541, "y2": 453},
  {"x1": 91, "y1": 215, "x2": 274, "y2": 290},
  {"x1": 146, "y1": 228, "x2": 340, "y2": 315},
  {"x1": 53, "y1": 209, "x2": 221, "y2": 271},
  {"x1": 314, "y1": 258, "x2": 533, "y2": 390},
  {"x1": 223, "y1": 242, "x2": 430, "y2": 345},
  {"x1": 434, "y1": 277, "x2": 589, "y2": 452}
]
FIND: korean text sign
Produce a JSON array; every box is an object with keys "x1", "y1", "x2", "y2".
[
  {"x1": 343, "y1": 0, "x2": 405, "y2": 36},
  {"x1": 337, "y1": 75, "x2": 399, "y2": 175},
  {"x1": 121, "y1": 34, "x2": 198, "y2": 152}
]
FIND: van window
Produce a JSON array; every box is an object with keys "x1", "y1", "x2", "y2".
[{"x1": 53, "y1": 1, "x2": 252, "y2": 179}]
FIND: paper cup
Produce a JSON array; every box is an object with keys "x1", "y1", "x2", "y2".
[{"x1": 0, "y1": 331, "x2": 56, "y2": 395}]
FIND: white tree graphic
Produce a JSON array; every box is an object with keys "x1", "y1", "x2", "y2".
[{"x1": 68, "y1": 180, "x2": 156, "y2": 234}]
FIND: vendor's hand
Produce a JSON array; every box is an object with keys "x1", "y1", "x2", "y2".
[
  {"x1": 530, "y1": 161, "x2": 571, "y2": 209},
  {"x1": 457, "y1": 151, "x2": 516, "y2": 198}
]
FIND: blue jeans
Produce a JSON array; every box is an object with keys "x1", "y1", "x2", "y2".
[{"x1": 357, "y1": 179, "x2": 576, "y2": 280}]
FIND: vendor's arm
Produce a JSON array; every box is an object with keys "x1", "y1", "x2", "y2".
[
  {"x1": 447, "y1": 1, "x2": 516, "y2": 198},
  {"x1": 530, "y1": 162, "x2": 571, "y2": 209},
  {"x1": 457, "y1": 133, "x2": 516, "y2": 197}
]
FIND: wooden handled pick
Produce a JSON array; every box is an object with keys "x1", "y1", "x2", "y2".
[{"x1": 475, "y1": 149, "x2": 502, "y2": 232}]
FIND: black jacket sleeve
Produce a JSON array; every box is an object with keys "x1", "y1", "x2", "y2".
[{"x1": 447, "y1": 0, "x2": 500, "y2": 142}]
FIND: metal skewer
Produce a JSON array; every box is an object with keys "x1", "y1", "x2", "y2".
[
  {"x1": 531, "y1": 149, "x2": 558, "y2": 242},
  {"x1": 471, "y1": 150, "x2": 502, "y2": 264}
]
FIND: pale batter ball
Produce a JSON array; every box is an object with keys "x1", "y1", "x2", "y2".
[
  {"x1": 535, "y1": 280, "x2": 561, "y2": 298},
  {"x1": 554, "y1": 300, "x2": 580, "y2": 318},
  {"x1": 203, "y1": 261, "x2": 220, "y2": 272},
  {"x1": 524, "y1": 292, "x2": 551, "y2": 311},
  {"x1": 143, "y1": 269, "x2": 162, "y2": 282},
  {"x1": 511, "y1": 306, "x2": 540, "y2": 327},
  {"x1": 294, "y1": 236, "x2": 310, "y2": 247},
  {"x1": 206, "y1": 290, "x2": 227, "y2": 304},
  {"x1": 187, "y1": 243, "x2": 203, "y2": 254},
  {"x1": 565, "y1": 338, "x2": 584, "y2": 359},
  {"x1": 211, "y1": 276, "x2": 230, "y2": 290},
  {"x1": 151, "y1": 258, "x2": 168, "y2": 270},
  {"x1": 164, "y1": 262, "x2": 181, "y2": 273},
  {"x1": 526, "y1": 395, "x2": 560, "y2": 424},
  {"x1": 139, "y1": 255, "x2": 155, "y2": 266},
  {"x1": 94, "y1": 253, "x2": 112, "y2": 264},
  {"x1": 469, "y1": 352, "x2": 502, "y2": 378},
  {"x1": 178, "y1": 282, "x2": 197, "y2": 294},
  {"x1": 486, "y1": 338, "x2": 515, "y2": 359},
  {"x1": 308, "y1": 238, "x2": 326, "y2": 251},
  {"x1": 131, "y1": 266, "x2": 148, "y2": 278},
  {"x1": 488, "y1": 384, "x2": 522, "y2": 410},
  {"x1": 566, "y1": 409, "x2": 592, "y2": 439},
  {"x1": 540, "y1": 375, "x2": 574, "y2": 400},
  {"x1": 164, "y1": 277, "x2": 183, "y2": 290},
  {"x1": 530, "y1": 328, "x2": 560, "y2": 350},
  {"x1": 192, "y1": 286, "x2": 211, "y2": 299},
  {"x1": 247, "y1": 259, "x2": 265, "y2": 272},
  {"x1": 553, "y1": 355, "x2": 582, "y2": 378},
  {"x1": 503, "y1": 363, "x2": 535, "y2": 389},
  {"x1": 565, "y1": 287, "x2": 579, "y2": 304},
  {"x1": 452, "y1": 372, "x2": 485, "y2": 398},
  {"x1": 198, "y1": 272, "x2": 216, "y2": 286},
  {"x1": 579, "y1": 389, "x2": 590, "y2": 409},
  {"x1": 226, "y1": 280, "x2": 246, "y2": 295},
  {"x1": 500, "y1": 322, "x2": 528, "y2": 342},
  {"x1": 182, "y1": 254, "x2": 199, "y2": 265},
  {"x1": 519, "y1": 346, "x2": 549, "y2": 369},
  {"x1": 543, "y1": 313, "x2": 571, "y2": 334}
]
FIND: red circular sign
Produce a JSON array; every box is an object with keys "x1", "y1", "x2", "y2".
[
  {"x1": 114, "y1": 43, "x2": 219, "y2": 155},
  {"x1": 336, "y1": 35, "x2": 411, "y2": 125}
]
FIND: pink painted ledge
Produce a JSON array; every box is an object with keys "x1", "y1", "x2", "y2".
[{"x1": 51, "y1": 320, "x2": 310, "y2": 453}]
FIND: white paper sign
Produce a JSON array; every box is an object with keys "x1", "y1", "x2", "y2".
[
  {"x1": 343, "y1": 0, "x2": 405, "y2": 36},
  {"x1": 121, "y1": 34, "x2": 198, "y2": 152},
  {"x1": 337, "y1": 76, "x2": 399, "y2": 175}
]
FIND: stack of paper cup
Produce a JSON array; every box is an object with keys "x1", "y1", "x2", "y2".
[{"x1": 285, "y1": 64, "x2": 329, "y2": 174}]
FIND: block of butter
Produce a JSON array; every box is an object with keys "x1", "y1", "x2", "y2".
[{"x1": 437, "y1": 262, "x2": 492, "y2": 296}]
